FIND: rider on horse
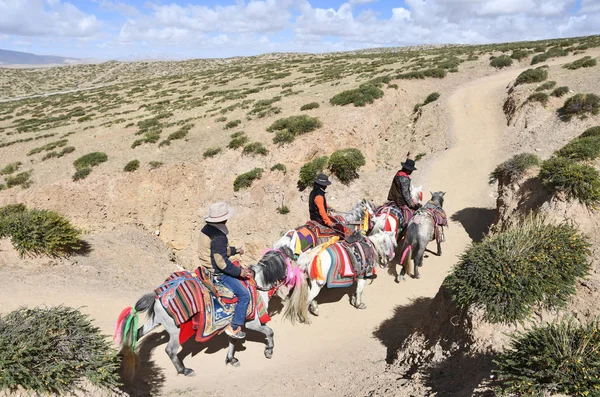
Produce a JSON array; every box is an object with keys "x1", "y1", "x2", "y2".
[
  {"x1": 198, "y1": 202, "x2": 252, "y2": 340},
  {"x1": 309, "y1": 173, "x2": 348, "y2": 238},
  {"x1": 387, "y1": 155, "x2": 422, "y2": 225}
]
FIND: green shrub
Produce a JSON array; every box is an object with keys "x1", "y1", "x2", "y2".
[
  {"x1": 225, "y1": 119, "x2": 241, "y2": 129},
  {"x1": 563, "y1": 56, "x2": 597, "y2": 70},
  {"x1": 277, "y1": 205, "x2": 290, "y2": 215},
  {"x1": 0, "y1": 161, "x2": 22, "y2": 175},
  {"x1": 558, "y1": 93, "x2": 600, "y2": 121},
  {"x1": 28, "y1": 139, "x2": 68, "y2": 156},
  {"x1": 267, "y1": 115, "x2": 322, "y2": 144},
  {"x1": 73, "y1": 152, "x2": 107, "y2": 171},
  {"x1": 539, "y1": 156, "x2": 600, "y2": 206},
  {"x1": 301, "y1": 102, "x2": 320, "y2": 111},
  {"x1": 330, "y1": 84, "x2": 384, "y2": 107},
  {"x1": 510, "y1": 49, "x2": 529, "y2": 60},
  {"x1": 203, "y1": 147, "x2": 222, "y2": 158},
  {"x1": 556, "y1": 135, "x2": 600, "y2": 161},
  {"x1": 0, "y1": 207, "x2": 83, "y2": 257},
  {"x1": 72, "y1": 168, "x2": 91, "y2": 181},
  {"x1": 328, "y1": 148, "x2": 366, "y2": 184},
  {"x1": 515, "y1": 67, "x2": 548, "y2": 85},
  {"x1": 535, "y1": 81, "x2": 556, "y2": 91},
  {"x1": 552, "y1": 86, "x2": 570, "y2": 97},
  {"x1": 531, "y1": 47, "x2": 569, "y2": 65},
  {"x1": 167, "y1": 124, "x2": 192, "y2": 141},
  {"x1": 0, "y1": 203, "x2": 26, "y2": 221},
  {"x1": 215, "y1": 116, "x2": 227, "y2": 122},
  {"x1": 270, "y1": 163, "x2": 287, "y2": 174},
  {"x1": 124, "y1": 160, "x2": 140, "y2": 172},
  {"x1": 149, "y1": 161, "x2": 163, "y2": 169},
  {"x1": 443, "y1": 216, "x2": 590, "y2": 324},
  {"x1": 228, "y1": 132, "x2": 249, "y2": 149},
  {"x1": 0, "y1": 306, "x2": 120, "y2": 394},
  {"x1": 242, "y1": 142, "x2": 268, "y2": 156},
  {"x1": 42, "y1": 146, "x2": 75, "y2": 161},
  {"x1": 233, "y1": 168, "x2": 263, "y2": 191},
  {"x1": 489, "y1": 153, "x2": 540, "y2": 185},
  {"x1": 388, "y1": 84, "x2": 399, "y2": 89},
  {"x1": 413, "y1": 103, "x2": 422, "y2": 113},
  {"x1": 5, "y1": 171, "x2": 32, "y2": 189},
  {"x1": 527, "y1": 92, "x2": 549, "y2": 106},
  {"x1": 580, "y1": 126, "x2": 600, "y2": 138},
  {"x1": 298, "y1": 156, "x2": 329, "y2": 190},
  {"x1": 423, "y1": 92, "x2": 441, "y2": 106},
  {"x1": 414, "y1": 153, "x2": 426, "y2": 161},
  {"x1": 490, "y1": 55, "x2": 513, "y2": 69},
  {"x1": 494, "y1": 318, "x2": 600, "y2": 396},
  {"x1": 397, "y1": 68, "x2": 447, "y2": 80}
]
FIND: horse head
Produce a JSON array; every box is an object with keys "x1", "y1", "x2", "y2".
[
  {"x1": 368, "y1": 231, "x2": 397, "y2": 267},
  {"x1": 429, "y1": 191, "x2": 446, "y2": 208},
  {"x1": 251, "y1": 246, "x2": 295, "y2": 291}
]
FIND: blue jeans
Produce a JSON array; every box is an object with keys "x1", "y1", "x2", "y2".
[{"x1": 219, "y1": 274, "x2": 250, "y2": 328}]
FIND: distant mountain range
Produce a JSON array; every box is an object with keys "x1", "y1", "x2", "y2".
[{"x1": 0, "y1": 48, "x2": 80, "y2": 66}]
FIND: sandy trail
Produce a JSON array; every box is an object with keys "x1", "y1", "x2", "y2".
[{"x1": 0, "y1": 58, "x2": 580, "y2": 396}]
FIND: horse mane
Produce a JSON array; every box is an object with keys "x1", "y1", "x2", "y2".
[{"x1": 256, "y1": 247, "x2": 291, "y2": 285}]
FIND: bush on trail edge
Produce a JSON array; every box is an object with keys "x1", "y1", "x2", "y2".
[
  {"x1": 298, "y1": 156, "x2": 329, "y2": 190},
  {"x1": 270, "y1": 163, "x2": 286, "y2": 174},
  {"x1": 228, "y1": 132, "x2": 249, "y2": 149},
  {"x1": 233, "y1": 168, "x2": 263, "y2": 191},
  {"x1": 0, "y1": 306, "x2": 121, "y2": 395},
  {"x1": 535, "y1": 81, "x2": 556, "y2": 92},
  {"x1": 581, "y1": 126, "x2": 600, "y2": 138},
  {"x1": 267, "y1": 115, "x2": 322, "y2": 145},
  {"x1": 552, "y1": 86, "x2": 570, "y2": 97},
  {"x1": 510, "y1": 49, "x2": 529, "y2": 60},
  {"x1": 330, "y1": 84, "x2": 384, "y2": 107},
  {"x1": 203, "y1": 147, "x2": 222, "y2": 158},
  {"x1": 300, "y1": 102, "x2": 320, "y2": 111},
  {"x1": 515, "y1": 67, "x2": 548, "y2": 86},
  {"x1": 557, "y1": 93, "x2": 600, "y2": 121},
  {"x1": 0, "y1": 204, "x2": 84, "y2": 258},
  {"x1": 490, "y1": 55, "x2": 513, "y2": 69},
  {"x1": 242, "y1": 142, "x2": 269, "y2": 156},
  {"x1": 494, "y1": 318, "x2": 600, "y2": 396},
  {"x1": 123, "y1": 160, "x2": 140, "y2": 172},
  {"x1": 72, "y1": 152, "x2": 107, "y2": 181},
  {"x1": 555, "y1": 134, "x2": 600, "y2": 161},
  {"x1": 527, "y1": 92, "x2": 549, "y2": 106},
  {"x1": 443, "y1": 216, "x2": 590, "y2": 324},
  {"x1": 563, "y1": 56, "x2": 597, "y2": 70},
  {"x1": 539, "y1": 157, "x2": 600, "y2": 207},
  {"x1": 328, "y1": 148, "x2": 366, "y2": 184},
  {"x1": 489, "y1": 153, "x2": 540, "y2": 185}
]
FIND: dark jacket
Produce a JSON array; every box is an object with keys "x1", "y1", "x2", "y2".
[
  {"x1": 309, "y1": 186, "x2": 328, "y2": 225},
  {"x1": 199, "y1": 224, "x2": 240, "y2": 277},
  {"x1": 387, "y1": 171, "x2": 418, "y2": 209}
]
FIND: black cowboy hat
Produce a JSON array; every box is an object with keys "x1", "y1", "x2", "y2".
[
  {"x1": 401, "y1": 159, "x2": 417, "y2": 171},
  {"x1": 315, "y1": 173, "x2": 332, "y2": 186}
]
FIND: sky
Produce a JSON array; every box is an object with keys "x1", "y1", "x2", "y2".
[{"x1": 0, "y1": 0, "x2": 599, "y2": 61}]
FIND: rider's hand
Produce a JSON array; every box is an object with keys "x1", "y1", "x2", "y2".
[{"x1": 237, "y1": 247, "x2": 245, "y2": 255}]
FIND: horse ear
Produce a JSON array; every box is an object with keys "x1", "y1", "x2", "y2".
[{"x1": 430, "y1": 191, "x2": 433, "y2": 196}]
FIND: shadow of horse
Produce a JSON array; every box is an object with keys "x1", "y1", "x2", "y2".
[{"x1": 451, "y1": 207, "x2": 497, "y2": 243}]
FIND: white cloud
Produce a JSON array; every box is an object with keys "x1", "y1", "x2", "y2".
[
  {"x1": 0, "y1": 0, "x2": 102, "y2": 37},
  {"x1": 93, "y1": 0, "x2": 139, "y2": 16},
  {"x1": 348, "y1": 0, "x2": 378, "y2": 5}
]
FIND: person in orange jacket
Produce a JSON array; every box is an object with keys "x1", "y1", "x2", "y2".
[{"x1": 308, "y1": 173, "x2": 346, "y2": 236}]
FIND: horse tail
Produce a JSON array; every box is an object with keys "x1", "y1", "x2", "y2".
[
  {"x1": 114, "y1": 293, "x2": 155, "y2": 381},
  {"x1": 283, "y1": 273, "x2": 311, "y2": 325}
]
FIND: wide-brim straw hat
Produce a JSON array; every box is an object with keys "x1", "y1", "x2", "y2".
[{"x1": 202, "y1": 202, "x2": 235, "y2": 223}]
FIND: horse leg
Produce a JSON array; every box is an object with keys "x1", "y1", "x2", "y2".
[
  {"x1": 413, "y1": 244, "x2": 426, "y2": 279},
  {"x1": 137, "y1": 302, "x2": 161, "y2": 340},
  {"x1": 245, "y1": 317, "x2": 275, "y2": 359},
  {"x1": 225, "y1": 338, "x2": 241, "y2": 367},
  {"x1": 350, "y1": 278, "x2": 367, "y2": 309},
  {"x1": 155, "y1": 303, "x2": 195, "y2": 376},
  {"x1": 307, "y1": 279, "x2": 323, "y2": 316}
]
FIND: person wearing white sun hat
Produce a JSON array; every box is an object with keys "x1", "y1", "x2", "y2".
[{"x1": 197, "y1": 202, "x2": 251, "y2": 340}]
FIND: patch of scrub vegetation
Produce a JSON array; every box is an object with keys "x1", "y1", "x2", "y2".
[
  {"x1": 225, "y1": 119, "x2": 241, "y2": 129},
  {"x1": 539, "y1": 156, "x2": 600, "y2": 206},
  {"x1": 0, "y1": 162, "x2": 22, "y2": 175},
  {"x1": 489, "y1": 153, "x2": 541, "y2": 185},
  {"x1": 298, "y1": 156, "x2": 329, "y2": 190},
  {"x1": 228, "y1": 132, "x2": 249, "y2": 149},
  {"x1": 551, "y1": 86, "x2": 569, "y2": 97},
  {"x1": 515, "y1": 67, "x2": 548, "y2": 86},
  {"x1": 414, "y1": 92, "x2": 441, "y2": 112},
  {"x1": 327, "y1": 148, "x2": 366, "y2": 184},
  {"x1": 557, "y1": 93, "x2": 600, "y2": 121},
  {"x1": 149, "y1": 161, "x2": 163, "y2": 169},
  {"x1": 233, "y1": 168, "x2": 263, "y2": 191},
  {"x1": 72, "y1": 152, "x2": 107, "y2": 181},
  {"x1": 203, "y1": 147, "x2": 222, "y2": 158},
  {"x1": 270, "y1": 163, "x2": 286, "y2": 174},
  {"x1": 4, "y1": 171, "x2": 32, "y2": 189},
  {"x1": 27, "y1": 139, "x2": 68, "y2": 156},
  {"x1": 527, "y1": 92, "x2": 549, "y2": 106},
  {"x1": 563, "y1": 56, "x2": 597, "y2": 70},
  {"x1": 242, "y1": 142, "x2": 269, "y2": 156},
  {"x1": 124, "y1": 160, "x2": 140, "y2": 172},
  {"x1": 300, "y1": 102, "x2": 320, "y2": 111},
  {"x1": 531, "y1": 46, "x2": 570, "y2": 65},
  {"x1": 490, "y1": 55, "x2": 513, "y2": 68},
  {"x1": 535, "y1": 81, "x2": 556, "y2": 91},
  {"x1": 42, "y1": 146, "x2": 75, "y2": 160},
  {"x1": 268, "y1": 115, "x2": 322, "y2": 145}
]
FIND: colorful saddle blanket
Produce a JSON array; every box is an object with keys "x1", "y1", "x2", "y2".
[
  {"x1": 154, "y1": 271, "x2": 269, "y2": 344},
  {"x1": 286, "y1": 216, "x2": 346, "y2": 254},
  {"x1": 412, "y1": 203, "x2": 448, "y2": 244},
  {"x1": 375, "y1": 202, "x2": 414, "y2": 234},
  {"x1": 310, "y1": 237, "x2": 376, "y2": 289}
]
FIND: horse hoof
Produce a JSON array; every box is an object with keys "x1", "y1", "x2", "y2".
[
  {"x1": 226, "y1": 357, "x2": 241, "y2": 367},
  {"x1": 309, "y1": 307, "x2": 319, "y2": 316},
  {"x1": 182, "y1": 368, "x2": 195, "y2": 377},
  {"x1": 265, "y1": 348, "x2": 273, "y2": 359},
  {"x1": 356, "y1": 303, "x2": 367, "y2": 310},
  {"x1": 413, "y1": 274, "x2": 421, "y2": 279}
]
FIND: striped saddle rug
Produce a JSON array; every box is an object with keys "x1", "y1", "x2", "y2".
[
  {"x1": 375, "y1": 202, "x2": 414, "y2": 233},
  {"x1": 285, "y1": 216, "x2": 346, "y2": 254},
  {"x1": 154, "y1": 271, "x2": 269, "y2": 344}
]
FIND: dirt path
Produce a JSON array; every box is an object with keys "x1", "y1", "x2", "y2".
[{"x1": 0, "y1": 57, "x2": 585, "y2": 396}]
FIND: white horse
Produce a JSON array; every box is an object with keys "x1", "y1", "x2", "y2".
[
  {"x1": 370, "y1": 184, "x2": 423, "y2": 237},
  {"x1": 114, "y1": 248, "x2": 308, "y2": 378},
  {"x1": 294, "y1": 231, "x2": 397, "y2": 317},
  {"x1": 273, "y1": 199, "x2": 377, "y2": 255}
]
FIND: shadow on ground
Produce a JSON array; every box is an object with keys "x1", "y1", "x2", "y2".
[
  {"x1": 119, "y1": 332, "x2": 167, "y2": 397},
  {"x1": 451, "y1": 207, "x2": 496, "y2": 242}
]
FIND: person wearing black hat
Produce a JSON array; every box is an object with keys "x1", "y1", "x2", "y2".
[
  {"x1": 308, "y1": 173, "x2": 346, "y2": 236},
  {"x1": 387, "y1": 154, "x2": 421, "y2": 212}
]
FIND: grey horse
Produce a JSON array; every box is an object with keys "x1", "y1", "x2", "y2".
[
  {"x1": 115, "y1": 247, "x2": 308, "y2": 378},
  {"x1": 397, "y1": 191, "x2": 447, "y2": 281}
]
